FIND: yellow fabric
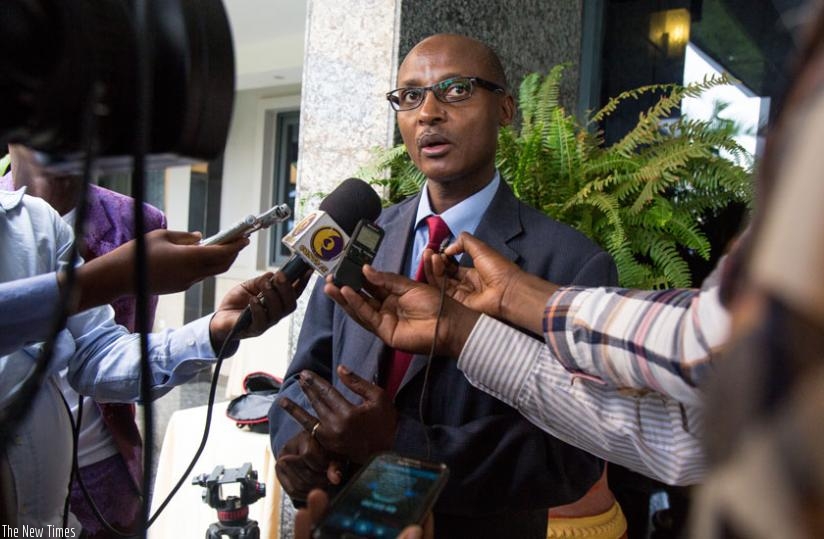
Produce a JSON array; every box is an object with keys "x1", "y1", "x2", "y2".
[{"x1": 547, "y1": 501, "x2": 628, "y2": 539}]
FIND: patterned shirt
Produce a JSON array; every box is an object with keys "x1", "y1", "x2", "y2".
[{"x1": 544, "y1": 259, "x2": 730, "y2": 407}]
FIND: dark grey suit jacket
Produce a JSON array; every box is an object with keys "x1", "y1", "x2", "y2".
[{"x1": 270, "y1": 180, "x2": 618, "y2": 538}]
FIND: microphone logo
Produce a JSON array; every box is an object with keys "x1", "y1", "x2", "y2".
[{"x1": 311, "y1": 227, "x2": 345, "y2": 260}]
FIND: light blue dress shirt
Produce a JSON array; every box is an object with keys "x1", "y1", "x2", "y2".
[
  {"x1": 406, "y1": 172, "x2": 500, "y2": 278},
  {"x1": 0, "y1": 188, "x2": 221, "y2": 529}
]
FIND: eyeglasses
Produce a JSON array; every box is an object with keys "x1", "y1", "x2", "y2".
[{"x1": 386, "y1": 76, "x2": 506, "y2": 111}]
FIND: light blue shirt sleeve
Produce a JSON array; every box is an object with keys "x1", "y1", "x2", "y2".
[
  {"x1": 63, "y1": 308, "x2": 221, "y2": 403},
  {"x1": 0, "y1": 273, "x2": 62, "y2": 355}
]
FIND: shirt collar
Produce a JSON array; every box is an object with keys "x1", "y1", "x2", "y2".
[
  {"x1": 414, "y1": 171, "x2": 500, "y2": 237},
  {"x1": 0, "y1": 172, "x2": 25, "y2": 213}
]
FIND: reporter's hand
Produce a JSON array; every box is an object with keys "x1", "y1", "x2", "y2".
[
  {"x1": 324, "y1": 268, "x2": 479, "y2": 358},
  {"x1": 294, "y1": 489, "x2": 329, "y2": 539},
  {"x1": 435, "y1": 232, "x2": 558, "y2": 334},
  {"x1": 209, "y1": 270, "x2": 311, "y2": 344},
  {"x1": 294, "y1": 489, "x2": 432, "y2": 539},
  {"x1": 73, "y1": 229, "x2": 249, "y2": 312},
  {"x1": 275, "y1": 431, "x2": 343, "y2": 504}
]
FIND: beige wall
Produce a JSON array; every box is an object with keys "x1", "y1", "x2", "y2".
[{"x1": 154, "y1": 86, "x2": 302, "y2": 396}]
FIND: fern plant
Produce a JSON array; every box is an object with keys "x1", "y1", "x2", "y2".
[{"x1": 358, "y1": 66, "x2": 753, "y2": 288}]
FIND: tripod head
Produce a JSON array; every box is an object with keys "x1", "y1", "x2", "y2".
[{"x1": 193, "y1": 463, "x2": 266, "y2": 539}]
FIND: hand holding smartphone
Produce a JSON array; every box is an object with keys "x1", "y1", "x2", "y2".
[{"x1": 312, "y1": 453, "x2": 448, "y2": 539}]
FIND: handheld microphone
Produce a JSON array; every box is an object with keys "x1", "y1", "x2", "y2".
[
  {"x1": 279, "y1": 178, "x2": 382, "y2": 281},
  {"x1": 232, "y1": 178, "x2": 382, "y2": 334},
  {"x1": 199, "y1": 203, "x2": 291, "y2": 245}
]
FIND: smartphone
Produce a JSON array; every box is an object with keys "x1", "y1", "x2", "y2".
[
  {"x1": 333, "y1": 219, "x2": 385, "y2": 290},
  {"x1": 313, "y1": 453, "x2": 449, "y2": 539}
]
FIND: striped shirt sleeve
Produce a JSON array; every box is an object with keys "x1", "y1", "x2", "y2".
[
  {"x1": 458, "y1": 314, "x2": 707, "y2": 485},
  {"x1": 544, "y1": 259, "x2": 731, "y2": 407}
]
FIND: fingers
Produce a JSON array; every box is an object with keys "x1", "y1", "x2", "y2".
[
  {"x1": 275, "y1": 454, "x2": 319, "y2": 501},
  {"x1": 298, "y1": 370, "x2": 352, "y2": 418},
  {"x1": 161, "y1": 229, "x2": 202, "y2": 245},
  {"x1": 362, "y1": 265, "x2": 416, "y2": 295},
  {"x1": 205, "y1": 239, "x2": 248, "y2": 273},
  {"x1": 398, "y1": 526, "x2": 425, "y2": 539},
  {"x1": 294, "y1": 489, "x2": 331, "y2": 539},
  {"x1": 267, "y1": 272, "x2": 299, "y2": 318},
  {"x1": 443, "y1": 231, "x2": 473, "y2": 257},
  {"x1": 276, "y1": 433, "x2": 334, "y2": 502},
  {"x1": 306, "y1": 489, "x2": 330, "y2": 524},
  {"x1": 326, "y1": 460, "x2": 344, "y2": 485},
  {"x1": 327, "y1": 282, "x2": 384, "y2": 332},
  {"x1": 337, "y1": 364, "x2": 384, "y2": 403},
  {"x1": 278, "y1": 397, "x2": 320, "y2": 433},
  {"x1": 293, "y1": 506, "x2": 312, "y2": 539}
]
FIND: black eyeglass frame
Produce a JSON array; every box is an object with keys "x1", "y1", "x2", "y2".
[{"x1": 386, "y1": 76, "x2": 506, "y2": 111}]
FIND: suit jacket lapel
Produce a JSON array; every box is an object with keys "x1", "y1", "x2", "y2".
[{"x1": 338, "y1": 195, "x2": 419, "y2": 398}]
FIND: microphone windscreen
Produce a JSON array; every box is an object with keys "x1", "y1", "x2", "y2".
[{"x1": 319, "y1": 178, "x2": 382, "y2": 234}]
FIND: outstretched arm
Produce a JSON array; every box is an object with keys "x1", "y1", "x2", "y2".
[
  {"x1": 65, "y1": 269, "x2": 310, "y2": 402},
  {"x1": 68, "y1": 229, "x2": 248, "y2": 313}
]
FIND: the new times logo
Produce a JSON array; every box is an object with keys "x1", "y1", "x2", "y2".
[{"x1": 1, "y1": 525, "x2": 77, "y2": 538}]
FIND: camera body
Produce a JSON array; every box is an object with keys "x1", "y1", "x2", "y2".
[{"x1": 1, "y1": 0, "x2": 234, "y2": 165}]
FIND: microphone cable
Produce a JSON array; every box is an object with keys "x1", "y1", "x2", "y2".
[
  {"x1": 132, "y1": 2, "x2": 155, "y2": 536},
  {"x1": 417, "y1": 243, "x2": 452, "y2": 462},
  {"x1": 143, "y1": 314, "x2": 246, "y2": 528},
  {"x1": 61, "y1": 392, "x2": 138, "y2": 537}
]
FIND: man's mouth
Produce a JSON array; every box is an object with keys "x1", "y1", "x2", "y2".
[{"x1": 418, "y1": 133, "x2": 451, "y2": 157}]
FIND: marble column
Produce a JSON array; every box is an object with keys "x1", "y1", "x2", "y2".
[{"x1": 281, "y1": 2, "x2": 401, "y2": 537}]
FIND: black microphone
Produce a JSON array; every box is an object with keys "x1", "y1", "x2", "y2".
[{"x1": 233, "y1": 178, "x2": 382, "y2": 334}]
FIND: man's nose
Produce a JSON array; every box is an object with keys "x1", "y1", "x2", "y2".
[{"x1": 417, "y1": 90, "x2": 445, "y2": 123}]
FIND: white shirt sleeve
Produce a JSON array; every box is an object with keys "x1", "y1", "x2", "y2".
[{"x1": 457, "y1": 314, "x2": 707, "y2": 485}]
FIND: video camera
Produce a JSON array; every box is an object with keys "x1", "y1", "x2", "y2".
[{"x1": 0, "y1": 0, "x2": 235, "y2": 168}]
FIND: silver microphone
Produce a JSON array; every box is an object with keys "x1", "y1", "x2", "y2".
[{"x1": 199, "y1": 204, "x2": 291, "y2": 245}]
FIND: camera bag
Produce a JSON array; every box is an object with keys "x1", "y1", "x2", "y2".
[{"x1": 225, "y1": 371, "x2": 282, "y2": 433}]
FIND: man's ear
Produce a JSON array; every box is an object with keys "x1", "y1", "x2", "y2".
[{"x1": 499, "y1": 94, "x2": 515, "y2": 126}]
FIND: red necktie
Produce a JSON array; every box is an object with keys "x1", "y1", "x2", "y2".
[{"x1": 384, "y1": 215, "x2": 451, "y2": 398}]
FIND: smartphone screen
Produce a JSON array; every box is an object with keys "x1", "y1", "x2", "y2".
[{"x1": 313, "y1": 453, "x2": 448, "y2": 539}]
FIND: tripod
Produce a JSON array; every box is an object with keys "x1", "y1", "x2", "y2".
[
  {"x1": 193, "y1": 463, "x2": 266, "y2": 539},
  {"x1": 205, "y1": 505, "x2": 260, "y2": 539}
]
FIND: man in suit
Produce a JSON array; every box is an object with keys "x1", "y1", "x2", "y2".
[
  {"x1": 269, "y1": 33, "x2": 618, "y2": 538},
  {"x1": 3, "y1": 144, "x2": 167, "y2": 536}
]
